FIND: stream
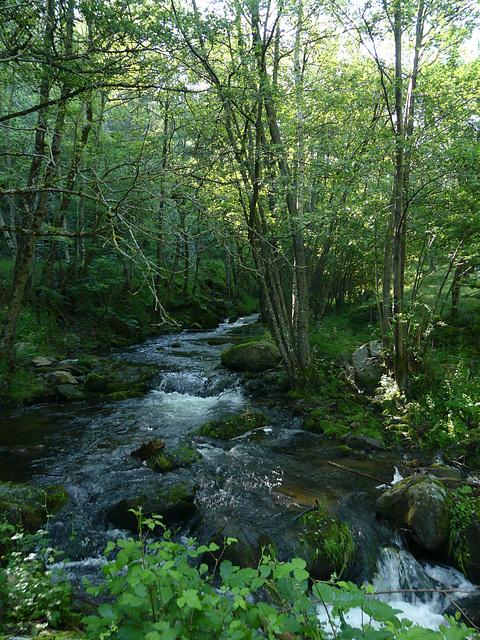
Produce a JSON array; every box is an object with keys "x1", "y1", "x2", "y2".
[{"x1": 0, "y1": 315, "x2": 478, "y2": 630}]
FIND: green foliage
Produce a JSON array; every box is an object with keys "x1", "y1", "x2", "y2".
[
  {"x1": 0, "y1": 520, "x2": 75, "y2": 635},
  {"x1": 0, "y1": 358, "x2": 51, "y2": 404},
  {"x1": 81, "y1": 511, "x2": 478, "y2": 640},
  {"x1": 311, "y1": 311, "x2": 380, "y2": 361},
  {"x1": 407, "y1": 355, "x2": 480, "y2": 452},
  {"x1": 448, "y1": 486, "x2": 476, "y2": 574},
  {"x1": 0, "y1": 306, "x2": 60, "y2": 352}
]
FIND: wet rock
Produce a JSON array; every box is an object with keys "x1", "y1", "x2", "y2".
[
  {"x1": 424, "y1": 464, "x2": 463, "y2": 481},
  {"x1": 8, "y1": 444, "x2": 46, "y2": 458},
  {"x1": 221, "y1": 341, "x2": 281, "y2": 373},
  {"x1": 352, "y1": 341, "x2": 384, "y2": 390},
  {"x1": 340, "y1": 434, "x2": 386, "y2": 451},
  {"x1": 107, "y1": 480, "x2": 198, "y2": 531},
  {"x1": 198, "y1": 410, "x2": 270, "y2": 440},
  {"x1": 84, "y1": 361, "x2": 156, "y2": 396},
  {"x1": 376, "y1": 474, "x2": 452, "y2": 552},
  {"x1": 56, "y1": 384, "x2": 88, "y2": 401},
  {"x1": 130, "y1": 438, "x2": 165, "y2": 461},
  {"x1": 207, "y1": 518, "x2": 275, "y2": 568},
  {"x1": 46, "y1": 370, "x2": 78, "y2": 385},
  {"x1": 242, "y1": 368, "x2": 290, "y2": 396},
  {"x1": 0, "y1": 481, "x2": 69, "y2": 533},
  {"x1": 85, "y1": 372, "x2": 110, "y2": 392}
]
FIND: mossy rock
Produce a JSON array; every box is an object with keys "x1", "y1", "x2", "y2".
[
  {"x1": 376, "y1": 475, "x2": 452, "y2": 552},
  {"x1": 298, "y1": 506, "x2": 355, "y2": 580},
  {"x1": 84, "y1": 372, "x2": 111, "y2": 392},
  {"x1": 85, "y1": 362, "x2": 156, "y2": 396},
  {"x1": 221, "y1": 341, "x2": 281, "y2": 373},
  {"x1": 0, "y1": 481, "x2": 69, "y2": 532},
  {"x1": 106, "y1": 481, "x2": 198, "y2": 531},
  {"x1": 148, "y1": 444, "x2": 202, "y2": 473},
  {"x1": 198, "y1": 411, "x2": 270, "y2": 440}
]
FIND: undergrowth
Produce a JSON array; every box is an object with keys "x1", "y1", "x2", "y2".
[
  {"x1": 0, "y1": 510, "x2": 478, "y2": 639},
  {"x1": 82, "y1": 510, "x2": 478, "y2": 640}
]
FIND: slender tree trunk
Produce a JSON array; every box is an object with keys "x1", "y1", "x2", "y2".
[
  {"x1": 0, "y1": 0, "x2": 57, "y2": 366},
  {"x1": 152, "y1": 99, "x2": 170, "y2": 324},
  {"x1": 392, "y1": 2, "x2": 407, "y2": 393}
]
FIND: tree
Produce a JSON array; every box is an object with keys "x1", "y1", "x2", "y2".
[{"x1": 341, "y1": 0, "x2": 479, "y2": 392}]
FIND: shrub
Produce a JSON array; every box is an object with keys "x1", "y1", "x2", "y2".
[
  {"x1": 82, "y1": 511, "x2": 478, "y2": 640},
  {"x1": 0, "y1": 520, "x2": 75, "y2": 634}
]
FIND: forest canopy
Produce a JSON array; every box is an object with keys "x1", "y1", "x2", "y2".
[{"x1": 0, "y1": 0, "x2": 479, "y2": 393}]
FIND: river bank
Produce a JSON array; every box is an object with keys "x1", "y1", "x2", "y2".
[{"x1": 2, "y1": 315, "x2": 480, "y2": 636}]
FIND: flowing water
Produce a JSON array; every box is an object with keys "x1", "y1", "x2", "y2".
[{"x1": 0, "y1": 316, "x2": 477, "y2": 628}]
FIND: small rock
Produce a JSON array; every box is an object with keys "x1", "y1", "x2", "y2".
[
  {"x1": 341, "y1": 434, "x2": 386, "y2": 451},
  {"x1": 131, "y1": 439, "x2": 165, "y2": 460},
  {"x1": 58, "y1": 359, "x2": 83, "y2": 376},
  {"x1": 46, "y1": 370, "x2": 78, "y2": 385},
  {"x1": 32, "y1": 356, "x2": 53, "y2": 367}
]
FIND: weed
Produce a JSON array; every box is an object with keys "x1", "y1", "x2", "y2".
[{"x1": 448, "y1": 486, "x2": 477, "y2": 574}]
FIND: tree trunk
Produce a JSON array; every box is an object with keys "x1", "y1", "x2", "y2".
[
  {"x1": 0, "y1": 0, "x2": 57, "y2": 366},
  {"x1": 392, "y1": 2, "x2": 407, "y2": 393}
]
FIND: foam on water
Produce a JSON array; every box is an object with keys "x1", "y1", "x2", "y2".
[
  {"x1": 145, "y1": 388, "x2": 245, "y2": 429},
  {"x1": 318, "y1": 547, "x2": 477, "y2": 634}
]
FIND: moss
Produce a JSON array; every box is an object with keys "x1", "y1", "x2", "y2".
[
  {"x1": 109, "y1": 389, "x2": 144, "y2": 401},
  {"x1": 198, "y1": 411, "x2": 270, "y2": 440},
  {"x1": 148, "y1": 445, "x2": 202, "y2": 473},
  {"x1": 300, "y1": 506, "x2": 355, "y2": 579},
  {"x1": 150, "y1": 454, "x2": 173, "y2": 472}
]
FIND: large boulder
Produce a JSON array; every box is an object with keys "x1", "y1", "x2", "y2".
[
  {"x1": 352, "y1": 341, "x2": 384, "y2": 390},
  {"x1": 221, "y1": 341, "x2": 281, "y2": 373},
  {"x1": 106, "y1": 480, "x2": 198, "y2": 531},
  {"x1": 206, "y1": 518, "x2": 275, "y2": 569},
  {"x1": 376, "y1": 474, "x2": 452, "y2": 552}
]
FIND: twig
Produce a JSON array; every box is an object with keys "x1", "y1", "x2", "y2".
[
  {"x1": 293, "y1": 499, "x2": 319, "y2": 522},
  {"x1": 326, "y1": 461, "x2": 385, "y2": 484}
]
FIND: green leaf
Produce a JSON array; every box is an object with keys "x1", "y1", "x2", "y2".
[
  {"x1": 177, "y1": 588, "x2": 202, "y2": 610},
  {"x1": 98, "y1": 603, "x2": 117, "y2": 619}
]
